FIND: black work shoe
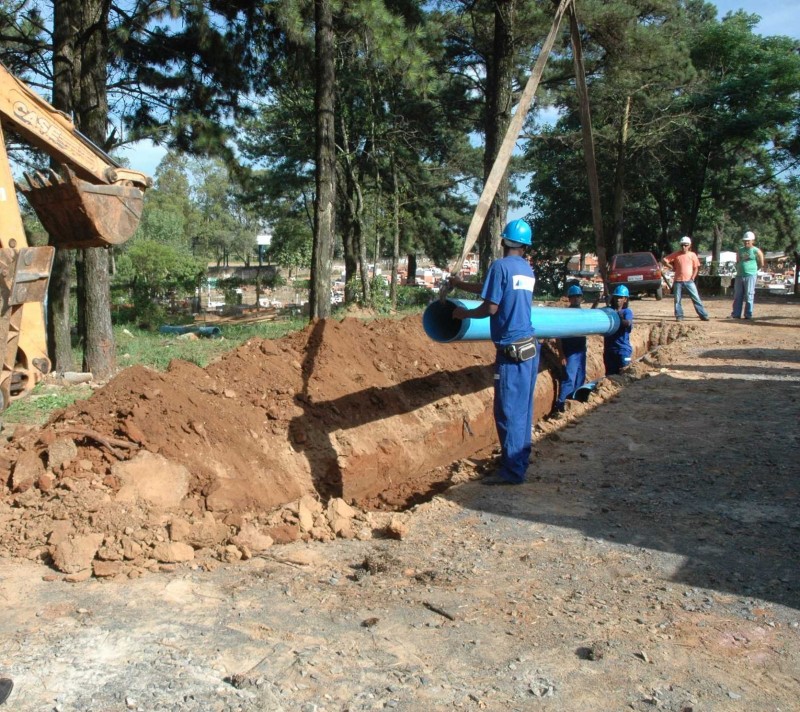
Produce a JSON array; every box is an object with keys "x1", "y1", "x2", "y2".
[
  {"x1": 0, "y1": 678, "x2": 13, "y2": 705},
  {"x1": 481, "y1": 474, "x2": 522, "y2": 486},
  {"x1": 700, "y1": 316, "x2": 710, "y2": 321}
]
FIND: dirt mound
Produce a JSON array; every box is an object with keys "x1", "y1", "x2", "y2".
[
  {"x1": 0, "y1": 315, "x2": 496, "y2": 577},
  {"x1": 0, "y1": 312, "x2": 685, "y2": 580}
]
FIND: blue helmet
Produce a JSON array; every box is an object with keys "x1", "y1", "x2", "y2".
[
  {"x1": 612, "y1": 284, "x2": 629, "y2": 298},
  {"x1": 567, "y1": 284, "x2": 583, "y2": 297},
  {"x1": 501, "y1": 219, "x2": 532, "y2": 246}
]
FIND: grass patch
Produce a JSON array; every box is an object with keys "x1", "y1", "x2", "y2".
[
  {"x1": 3, "y1": 383, "x2": 93, "y2": 425},
  {"x1": 115, "y1": 318, "x2": 307, "y2": 370}
]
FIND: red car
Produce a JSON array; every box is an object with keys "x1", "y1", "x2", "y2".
[{"x1": 607, "y1": 252, "x2": 664, "y2": 299}]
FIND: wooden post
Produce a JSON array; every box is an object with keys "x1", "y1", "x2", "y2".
[
  {"x1": 568, "y1": 2, "x2": 607, "y2": 287},
  {"x1": 447, "y1": 0, "x2": 573, "y2": 281}
]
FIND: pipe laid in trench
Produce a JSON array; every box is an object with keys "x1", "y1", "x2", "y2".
[{"x1": 423, "y1": 298, "x2": 620, "y2": 342}]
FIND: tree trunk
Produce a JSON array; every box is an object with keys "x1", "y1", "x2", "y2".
[
  {"x1": 478, "y1": 0, "x2": 515, "y2": 276},
  {"x1": 46, "y1": 251, "x2": 74, "y2": 372},
  {"x1": 340, "y1": 118, "x2": 370, "y2": 306},
  {"x1": 74, "y1": 0, "x2": 116, "y2": 379},
  {"x1": 654, "y1": 193, "x2": 671, "y2": 256},
  {"x1": 568, "y1": 4, "x2": 606, "y2": 283},
  {"x1": 342, "y1": 224, "x2": 358, "y2": 303},
  {"x1": 711, "y1": 223, "x2": 723, "y2": 276},
  {"x1": 390, "y1": 156, "x2": 400, "y2": 310},
  {"x1": 357, "y1": 230, "x2": 370, "y2": 304},
  {"x1": 685, "y1": 148, "x2": 711, "y2": 236},
  {"x1": 356, "y1": 187, "x2": 370, "y2": 306},
  {"x1": 611, "y1": 96, "x2": 631, "y2": 255},
  {"x1": 794, "y1": 251, "x2": 799, "y2": 296},
  {"x1": 310, "y1": 0, "x2": 336, "y2": 320},
  {"x1": 406, "y1": 253, "x2": 417, "y2": 285},
  {"x1": 48, "y1": 0, "x2": 77, "y2": 373},
  {"x1": 82, "y1": 248, "x2": 115, "y2": 375}
]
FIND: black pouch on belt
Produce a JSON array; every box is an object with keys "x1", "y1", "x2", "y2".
[{"x1": 502, "y1": 336, "x2": 537, "y2": 363}]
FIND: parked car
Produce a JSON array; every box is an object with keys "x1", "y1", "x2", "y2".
[{"x1": 608, "y1": 252, "x2": 664, "y2": 299}]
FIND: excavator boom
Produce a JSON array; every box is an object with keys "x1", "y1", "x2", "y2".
[{"x1": 0, "y1": 62, "x2": 151, "y2": 407}]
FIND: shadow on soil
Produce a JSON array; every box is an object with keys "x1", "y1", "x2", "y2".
[
  {"x1": 446, "y1": 370, "x2": 800, "y2": 612},
  {"x1": 290, "y1": 319, "x2": 496, "y2": 498}
]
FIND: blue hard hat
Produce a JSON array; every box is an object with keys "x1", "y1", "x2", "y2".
[
  {"x1": 567, "y1": 284, "x2": 583, "y2": 297},
  {"x1": 612, "y1": 284, "x2": 629, "y2": 298},
  {"x1": 501, "y1": 219, "x2": 532, "y2": 246}
]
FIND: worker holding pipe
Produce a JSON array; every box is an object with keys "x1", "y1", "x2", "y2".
[
  {"x1": 553, "y1": 284, "x2": 588, "y2": 415},
  {"x1": 603, "y1": 284, "x2": 634, "y2": 375},
  {"x1": 448, "y1": 219, "x2": 538, "y2": 486}
]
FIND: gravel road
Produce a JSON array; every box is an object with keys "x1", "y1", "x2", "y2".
[{"x1": 1, "y1": 295, "x2": 799, "y2": 711}]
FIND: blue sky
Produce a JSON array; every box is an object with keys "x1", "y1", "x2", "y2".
[
  {"x1": 117, "y1": 1, "x2": 800, "y2": 179},
  {"x1": 713, "y1": 0, "x2": 800, "y2": 37}
]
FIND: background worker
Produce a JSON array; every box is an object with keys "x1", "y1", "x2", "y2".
[
  {"x1": 604, "y1": 284, "x2": 634, "y2": 375},
  {"x1": 731, "y1": 231, "x2": 765, "y2": 319},
  {"x1": 448, "y1": 219, "x2": 537, "y2": 486},
  {"x1": 554, "y1": 284, "x2": 587, "y2": 414},
  {"x1": 661, "y1": 236, "x2": 710, "y2": 322}
]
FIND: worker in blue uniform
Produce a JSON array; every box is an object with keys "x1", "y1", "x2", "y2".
[
  {"x1": 448, "y1": 219, "x2": 537, "y2": 485},
  {"x1": 554, "y1": 284, "x2": 587, "y2": 414},
  {"x1": 603, "y1": 284, "x2": 634, "y2": 375}
]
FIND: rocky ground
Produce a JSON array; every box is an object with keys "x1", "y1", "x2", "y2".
[{"x1": 1, "y1": 294, "x2": 799, "y2": 711}]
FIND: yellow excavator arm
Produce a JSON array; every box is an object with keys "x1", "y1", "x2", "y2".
[{"x1": 0, "y1": 62, "x2": 151, "y2": 409}]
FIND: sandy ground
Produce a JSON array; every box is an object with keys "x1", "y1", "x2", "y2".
[{"x1": 1, "y1": 294, "x2": 799, "y2": 711}]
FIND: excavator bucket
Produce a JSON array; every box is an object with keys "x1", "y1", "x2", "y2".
[{"x1": 17, "y1": 168, "x2": 145, "y2": 249}]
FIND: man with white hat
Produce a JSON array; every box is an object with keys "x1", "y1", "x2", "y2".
[
  {"x1": 661, "y1": 236, "x2": 710, "y2": 321},
  {"x1": 731, "y1": 231, "x2": 764, "y2": 319}
]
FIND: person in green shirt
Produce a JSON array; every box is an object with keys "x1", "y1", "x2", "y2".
[{"x1": 730, "y1": 231, "x2": 765, "y2": 319}]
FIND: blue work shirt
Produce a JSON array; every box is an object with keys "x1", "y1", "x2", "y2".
[
  {"x1": 604, "y1": 307, "x2": 633, "y2": 354},
  {"x1": 481, "y1": 255, "x2": 535, "y2": 346}
]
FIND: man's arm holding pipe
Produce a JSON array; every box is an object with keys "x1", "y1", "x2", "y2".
[{"x1": 453, "y1": 300, "x2": 498, "y2": 320}]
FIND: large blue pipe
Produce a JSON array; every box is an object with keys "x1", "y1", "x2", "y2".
[
  {"x1": 159, "y1": 324, "x2": 222, "y2": 338},
  {"x1": 423, "y1": 298, "x2": 620, "y2": 342}
]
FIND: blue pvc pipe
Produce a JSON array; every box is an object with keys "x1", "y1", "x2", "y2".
[
  {"x1": 159, "y1": 324, "x2": 222, "y2": 338},
  {"x1": 423, "y1": 298, "x2": 620, "y2": 342}
]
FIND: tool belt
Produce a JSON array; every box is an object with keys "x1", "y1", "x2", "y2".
[{"x1": 501, "y1": 336, "x2": 537, "y2": 363}]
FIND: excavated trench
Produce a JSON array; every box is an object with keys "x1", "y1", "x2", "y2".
[{"x1": 0, "y1": 311, "x2": 688, "y2": 579}]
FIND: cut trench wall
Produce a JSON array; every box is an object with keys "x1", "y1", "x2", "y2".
[
  {"x1": 0, "y1": 314, "x2": 687, "y2": 561},
  {"x1": 337, "y1": 319, "x2": 686, "y2": 502}
]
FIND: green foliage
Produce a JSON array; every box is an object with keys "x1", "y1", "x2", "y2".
[
  {"x1": 218, "y1": 277, "x2": 243, "y2": 306},
  {"x1": 368, "y1": 276, "x2": 391, "y2": 313},
  {"x1": 261, "y1": 271, "x2": 286, "y2": 289},
  {"x1": 523, "y1": 1, "x2": 800, "y2": 260},
  {"x1": 266, "y1": 217, "x2": 313, "y2": 272},
  {"x1": 113, "y1": 239, "x2": 205, "y2": 329},
  {"x1": 395, "y1": 285, "x2": 432, "y2": 308}
]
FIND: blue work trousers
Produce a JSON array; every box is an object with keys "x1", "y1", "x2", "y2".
[
  {"x1": 673, "y1": 280, "x2": 708, "y2": 320},
  {"x1": 604, "y1": 349, "x2": 631, "y2": 376},
  {"x1": 493, "y1": 344, "x2": 539, "y2": 484},
  {"x1": 731, "y1": 275, "x2": 757, "y2": 318},
  {"x1": 556, "y1": 350, "x2": 586, "y2": 407}
]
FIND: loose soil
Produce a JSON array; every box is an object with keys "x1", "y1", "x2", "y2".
[{"x1": 0, "y1": 295, "x2": 799, "y2": 710}]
